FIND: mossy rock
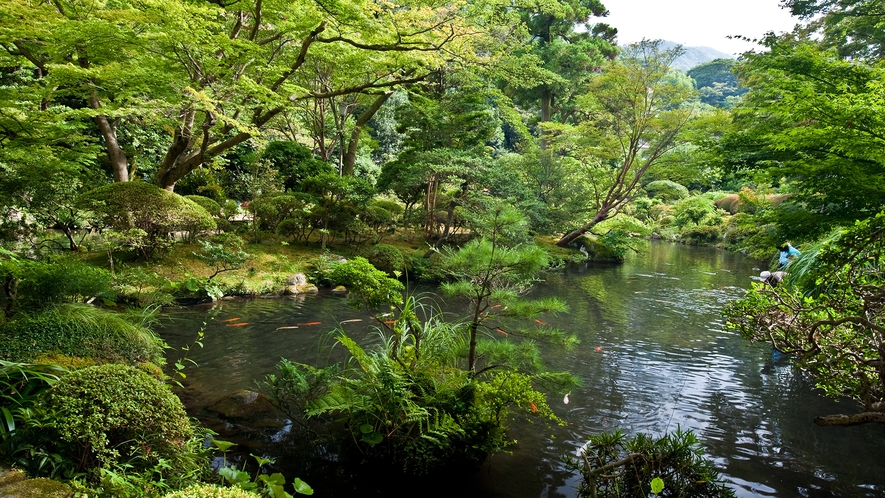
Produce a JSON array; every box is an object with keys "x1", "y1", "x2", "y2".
[
  {"x1": 573, "y1": 235, "x2": 621, "y2": 262},
  {"x1": 0, "y1": 468, "x2": 72, "y2": 498},
  {"x1": 205, "y1": 390, "x2": 279, "y2": 424}
]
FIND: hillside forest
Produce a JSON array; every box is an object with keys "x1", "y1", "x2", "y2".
[{"x1": 1, "y1": 0, "x2": 885, "y2": 496}]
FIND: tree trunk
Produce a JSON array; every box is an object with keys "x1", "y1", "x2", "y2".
[
  {"x1": 91, "y1": 110, "x2": 130, "y2": 183},
  {"x1": 341, "y1": 91, "x2": 393, "y2": 176},
  {"x1": 555, "y1": 210, "x2": 609, "y2": 247}
]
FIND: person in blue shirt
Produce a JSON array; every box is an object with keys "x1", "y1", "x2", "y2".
[{"x1": 778, "y1": 242, "x2": 800, "y2": 269}]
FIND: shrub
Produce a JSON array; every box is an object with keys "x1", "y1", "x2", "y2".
[
  {"x1": 44, "y1": 364, "x2": 194, "y2": 471},
  {"x1": 248, "y1": 194, "x2": 308, "y2": 231},
  {"x1": 680, "y1": 225, "x2": 722, "y2": 245},
  {"x1": 185, "y1": 195, "x2": 223, "y2": 217},
  {"x1": 0, "y1": 303, "x2": 164, "y2": 365},
  {"x1": 570, "y1": 428, "x2": 735, "y2": 498},
  {"x1": 644, "y1": 180, "x2": 689, "y2": 201},
  {"x1": 0, "y1": 256, "x2": 115, "y2": 313},
  {"x1": 363, "y1": 243, "x2": 405, "y2": 276},
  {"x1": 671, "y1": 196, "x2": 721, "y2": 229},
  {"x1": 78, "y1": 182, "x2": 216, "y2": 259},
  {"x1": 163, "y1": 484, "x2": 262, "y2": 498}
]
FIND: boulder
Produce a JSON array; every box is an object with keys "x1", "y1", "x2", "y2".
[{"x1": 205, "y1": 390, "x2": 279, "y2": 424}]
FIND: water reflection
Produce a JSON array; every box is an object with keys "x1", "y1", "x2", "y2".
[{"x1": 159, "y1": 241, "x2": 885, "y2": 497}]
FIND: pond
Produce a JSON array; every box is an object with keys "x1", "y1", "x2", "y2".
[{"x1": 158, "y1": 241, "x2": 885, "y2": 497}]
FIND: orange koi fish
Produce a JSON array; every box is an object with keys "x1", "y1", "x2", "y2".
[
  {"x1": 220, "y1": 317, "x2": 241, "y2": 323},
  {"x1": 383, "y1": 320, "x2": 396, "y2": 325},
  {"x1": 491, "y1": 304, "x2": 502, "y2": 309},
  {"x1": 227, "y1": 322, "x2": 249, "y2": 327},
  {"x1": 534, "y1": 319, "x2": 546, "y2": 326},
  {"x1": 595, "y1": 346, "x2": 602, "y2": 352},
  {"x1": 496, "y1": 328, "x2": 508, "y2": 336},
  {"x1": 530, "y1": 402, "x2": 537, "y2": 414},
  {"x1": 298, "y1": 322, "x2": 322, "y2": 326}
]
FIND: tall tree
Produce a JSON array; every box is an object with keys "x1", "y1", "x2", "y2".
[
  {"x1": 724, "y1": 39, "x2": 885, "y2": 238},
  {"x1": 783, "y1": 0, "x2": 885, "y2": 60},
  {"x1": 0, "y1": 0, "x2": 533, "y2": 191},
  {"x1": 509, "y1": 0, "x2": 617, "y2": 128},
  {"x1": 551, "y1": 40, "x2": 696, "y2": 247}
]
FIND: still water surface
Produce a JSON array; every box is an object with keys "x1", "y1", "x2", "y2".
[{"x1": 159, "y1": 242, "x2": 885, "y2": 497}]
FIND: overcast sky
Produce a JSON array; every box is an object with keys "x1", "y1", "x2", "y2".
[{"x1": 602, "y1": 0, "x2": 800, "y2": 56}]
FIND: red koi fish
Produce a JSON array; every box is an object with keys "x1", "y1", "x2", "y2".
[
  {"x1": 595, "y1": 346, "x2": 602, "y2": 352},
  {"x1": 227, "y1": 322, "x2": 249, "y2": 327},
  {"x1": 530, "y1": 402, "x2": 537, "y2": 414},
  {"x1": 298, "y1": 322, "x2": 322, "y2": 326},
  {"x1": 220, "y1": 317, "x2": 241, "y2": 323},
  {"x1": 535, "y1": 319, "x2": 546, "y2": 326},
  {"x1": 496, "y1": 328, "x2": 508, "y2": 336}
]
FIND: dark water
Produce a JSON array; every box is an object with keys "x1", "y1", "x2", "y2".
[{"x1": 158, "y1": 241, "x2": 885, "y2": 497}]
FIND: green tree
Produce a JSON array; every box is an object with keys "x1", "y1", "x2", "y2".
[
  {"x1": 0, "y1": 0, "x2": 535, "y2": 191},
  {"x1": 686, "y1": 58, "x2": 746, "y2": 108},
  {"x1": 726, "y1": 40, "x2": 885, "y2": 238},
  {"x1": 724, "y1": 213, "x2": 885, "y2": 426},
  {"x1": 78, "y1": 182, "x2": 215, "y2": 259},
  {"x1": 439, "y1": 201, "x2": 571, "y2": 372},
  {"x1": 783, "y1": 0, "x2": 885, "y2": 60},
  {"x1": 508, "y1": 0, "x2": 617, "y2": 127},
  {"x1": 551, "y1": 40, "x2": 697, "y2": 247}
]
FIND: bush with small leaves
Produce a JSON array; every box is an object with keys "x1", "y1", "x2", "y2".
[
  {"x1": 78, "y1": 182, "x2": 215, "y2": 259},
  {"x1": 644, "y1": 180, "x2": 689, "y2": 201},
  {"x1": 185, "y1": 195, "x2": 223, "y2": 217},
  {"x1": 363, "y1": 243, "x2": 405, "y2": 276},
  {"x1": 44, "y1": 364, "x2": 195, "y2": 472},
  {"x1": 163, "y1": 484, "x2": 262, "y2": 498}
]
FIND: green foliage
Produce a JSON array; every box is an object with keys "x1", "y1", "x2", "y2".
[
  {"x1": 163, "y1": 484, "x2": 262, "y2": 498},
  {"x1": 0, "y1": 303, "x2": 165, "y2": 365},
  {"x1": 262, "y1": 141, "x2": 335, "y2": 192},
  {"x1": 671, "y1": 196, "x2": 721, "y2": 229},
  {"x1": 184, "y1": 196, "x2": 223, "y2": 217},
  {"x1": 78, "y1": 182, "x2": 216, "y2": 259},
  {"x1": 570, "y1": 428, "x2": 735, "y2": 498},
  {"x1": 327, "y1": 257, "x2": 404, "y2": 309},
  {"x1": 0, "y1": 256, "x2": 114, "y2": 313},
  {"x1": 249, "y1": 194, "x2": 310, "y2": 232},
  {"x1": 724, "y1": 213, "x2": 885, "y2": 418},
  {"x1": 262, "y1": 359, "x2": 338, "y2": 433},
  {"x1": 43, "y1": 364, "x2": 195, "y2": 474},
  {"x1": 0, "y1": 361, "x2": 65, "y2": 459},
  {"x1": 644, "y1": 180, "x2": 689, "y2": 201},
  {"x1": 194, "y1": 239, "x2": 250, "y2": 283},
  {"x1": 214, "y1": 448, "x2": 313, "y2": 497},
  {"x1": 303, "y1": 330, "x2": 561, "y2": 474},
  {"x1": 679, "y1": 225, "x2": 722, "y2": 245},
  {"x1": 686, "y1": 58, "x2": 746, "y2": 108},
  {"x1": 363, "y1": 244, "x2": 405, "y2": 276}
]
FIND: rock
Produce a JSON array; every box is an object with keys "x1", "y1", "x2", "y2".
[
  {"x1": 651, "y1": 232, "x2": 662, "y2": 239},
  {"x1": 331, "y1": 285, "x2": 348, "y2": 294},
  {"x1": 285, "y1": 273, "x2": 308, "y2": 286},
  {"x1": 205, "y1": 390, "x2": 279, "y2": 424},
  {"x1": 0, "y1": 466, "x2": 72, "y2": 498}
]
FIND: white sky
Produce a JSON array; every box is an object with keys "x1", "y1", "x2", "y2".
[{"x1": 602, "y1": 0, "x2": 801, "y2": 56}]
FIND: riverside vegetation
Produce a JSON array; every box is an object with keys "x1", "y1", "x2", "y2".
[{"x1": 2, "y1": 0, "x2": 885, "y2": 495}]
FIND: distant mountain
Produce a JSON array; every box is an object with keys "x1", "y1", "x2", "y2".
[{"x1": 658, "y1": 41, "x2": 735, "y2": 71}]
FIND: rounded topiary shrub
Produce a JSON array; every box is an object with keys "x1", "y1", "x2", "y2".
[
  {"x1": 163, "y1": 484, "x2": 262, "y2": 498},
  {"x1": 44, "y1": 364, "x2": 194, "y2": 471},
  {"x1": 185, "y1": 195, "x2": 223, "y2": 217},
  {"x1": 644, "y1": 180, "x2": 689, "y2": 201},
  {"x1": 78, "y1": 181, "x2": 215, "y2": 259},
  {"x1": 364, "y1": 243, "x2": 405, "y2": 276}
]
